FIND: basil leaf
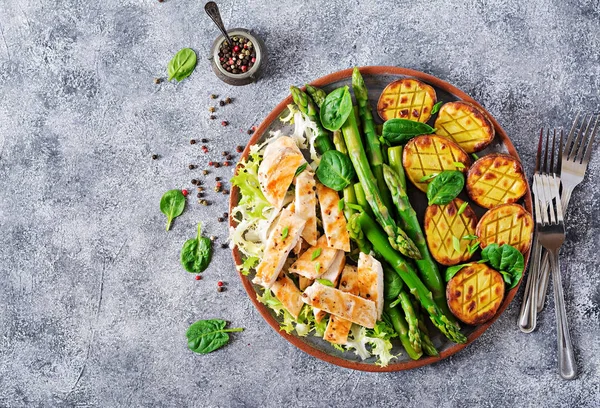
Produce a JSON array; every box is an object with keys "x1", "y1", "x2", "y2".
[
  {"x1": 426, "y1": 170, "x2": 465, "y2": 205},
  {"x1": 431, "y1": 101, "x2": 443, "y2": 115},
  {"x1": 181, "y1": 223, "x2": 212, "y2": 273},
  {"x1": 168, "y1": 48, "x2": 197, "y2": 82},
  {"x1": 320, "y1": 86, "x2": 353, "y2": 131},
  {"x1": 317, "y1": 278, "x2": 334, "y2": 287},
  {"x1": 316, "y1": 150, "x2": 356, "y2": 191},
  {"x1": 160, "y1": 189, "x2": 186, "y2": 231},
  {"x1": 481, "y1": 243, "x2": 525, "y2": 289},
  {"x1": 445, "y1": 263, "x2": 473, "y2": 282},
  {"x1": 382, "y1": 118, "x2": 435, "y2": 144},
  {"x1": 294, "y1": 163, "x2": 308, "y2": 177},
  {"x1": 186, "y1": 319, "x2": 243, "y2": 354},
  {"x1": 457, "y1": 201, "x2": 469, "y2": 216},
  {"x1": 383, "y1": 265, "x2": 403, "y2": 300}
]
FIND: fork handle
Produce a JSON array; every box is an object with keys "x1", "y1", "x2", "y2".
[
  {"x1": 518, "y1": 235, "x2": 543, "y2": 332},
  {"x1": 548, "y1": 251, "x2": 577, "y2": 380},
  {"x1": 537, "y1": 186, "x2": 574, "y2": 312}
]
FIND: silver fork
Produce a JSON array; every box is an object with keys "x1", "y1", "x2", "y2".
[
  {"x1": 537, "y1": 113, "x2": 600, "y2": 312},
  {"x1": 518, "y1": 129, "x2": 559, "y2": 332},
  {"x1": 535, "y1": 168, "x2": 577, "y2": 380}
]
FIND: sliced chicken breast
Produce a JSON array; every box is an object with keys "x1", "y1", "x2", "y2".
[
  {"x1": 252, "y1": 207, "x2": 307, "y2": 289},
  {"x1": 258, "y1": 136, "x2": 307, "y2": 210},
  {"x1": 271, "y1": 273, "x2": 304, "y2": 319},
  {"x1": 324, "y1": 266, "x2": 360, "y2": 344},
  {"x1": 298, "y1": 276, "x2": 313, "y2": 291},
  {"x1": 302, "y1": 282, "x2": 377, "y2": 329},
  {"x1": 288, "y1": 243, "x2": 339, "y2": 280},
  {"x1": 295, "y1": 169, "x2": 318, "y2": 246},
  {"x1": 313, "y1": 251, "x2": 346, "y2": 323},
  {"x1": 357, "y1": 252, "x2": 384, "y2": 319},
  {"x1": 315, "y1": 183, "x2": 351, "y2": 252}
]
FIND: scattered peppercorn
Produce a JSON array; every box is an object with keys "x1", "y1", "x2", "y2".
[
  {"x1": 182, "y1": 189, "x2": 188, "y2": 197},
  {"x1": 236, "y1": 146, "x2": 244, "y2": 153},
  {"x1": 219, "y1": 100, "x2": 225, "y2": 107},
  {"x1": 221, "y1": 151, "x2": 228, "y2": 157},
  {"x1": 217, "y1": 286, "x2": 224, "y2": 293},
  {"x1": 198, "y1": 186, "x2": 205, "y2": 192},
  {"x1": 210, "y1": 115, "x2": 216, "y2": 120},
  {"x1": 223, "y1": 212, "x2": 228, "y2": 217},
  {"x1": 217, "y1": 217, "x2": 224, "y2": 222},
  {"x1": 222, "y1": 189, "x2": 229, "y2": 195},
  {"x1": 191, "y1": 179, "x2": 198, "y2": 185},
  {"x1": 221, "y1": 243, "x2": 228, "y2": 249},
  {"x1": 214, "y1": 186, "x2": 221, "y2": 192},
  {"x1": 210, "y1": 236, "x2": 216, "y2": 241},
  {"x1": 197, "y1": 180, "x2": 203, "y2": 185},
  {"x1": 247, "y1": 129, "x2": 253, "y2": 135},
  {"x1": 218, "y1": 281, "x2": 224, "y2": 287},
  {"x1": 221, "y1": 121, "x2": 228, "y2": 127},
  {"x1": 223, "y1": 161, "x2": 231, "y2": 167},
  {"x1": 216, "y1": 181, "x2": 222, "y2": 187},
  {"x1": 203, "y1": 169, "x2": 209, "y2": 175},
  {"x1": 188, "y1": 164, "x2": 195, "y2": 170},
  {"x1": 151, "y1": 154, "x2": 158, "y2": 160},
  {"x1": 153, "y1": 78, "x2": 162, "y2": 84},
  {"x1": 195, "y1": 275, "x2": 201, "y2": 280},
  {"x1": 214, "y1": 162, "x2": 221, "y2": 168},
  {"x1": 190, "y1": 139, "x2": 196, "y2": 145},
  {"x1": 197, "y1": 192, "x2": 203, "y2": 198},
  {"x1": 201, "y1": 138, "x2": 208, "y2": 143},
  {"x1": 210, "y1": 94, "x2": 217, "y2": 99},
  {"x1": 225, "y1": 97, "x2": 232, "y2": 104},
  {"x1": 226, "y1": 154, "x2": 233, "y2": 160},
  {"x1": 200, "y1": 199, "x2": 209, "y2": 206},
  {"x1": 215, "y1": 177, "x2": 221, "y2": 181},
  {"x1": 208, "y1": 106, "x2": 216, "y2": 113},
  {"x1": 208, "y1": 161, "x2": 214, "y2": 167}
]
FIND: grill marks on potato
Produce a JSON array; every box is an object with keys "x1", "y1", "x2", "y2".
[
  {"x1": 446, "y1": 263, "x2": 505, "y2": 325},
  {"x1": 467, "y1": 154, "x2": 527, "y2": 209},
  {"x1": 377, "y1": 79, "x2": 437, "y2": 123},
  {"x1": 403, "y1": 135, "x2": 471, "y2": 192},
  {"x1": 476, "y1": 203, "x2": 534, "y2": 253},
  {"x1": 434, "y1": 102, "x2": 495, "y2": 153},
  {"x1": 425, "y1": 198, "x2": 478, "y2": 265}
]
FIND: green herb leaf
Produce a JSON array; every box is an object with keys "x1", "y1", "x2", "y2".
[
  {"x1": 445, "y1": 263, "x2": 473, "y2": 282},
  {"x1": 315, "y1": 262, "x2": 321, "y2": 274},
  {"x1": 317, "y1": 278, "x2": 333, "y2": 287},
  {"x1": 160, "y1": 189, "x2": 186, "y2": 231},
  {"x1": 186, "y1": 319, "x2": 243, "y2": 354},
  {"x1": 181, "y1": 223, "x2": 213, "y2": 273},
  {"x1": 431, "y1": 101, "x2": 443, "y2": 115},
  {"x1": 472, "y1": 153, "x2": 479, "y2": 160},
  {"x1": 452, "y1": 161, "x2": 466, "y2": 169},
  {"x1": 338, "y1": 198, "x2": 345, "y2": 211},
  {"x1": 452, "y1": 236, "x2": 461, "y2": 253},
  {"x1": 457, "y1": 201, "x2": 469, "y2": 216},
  {"x1": 168, "y1": 48, "x2": 197, "y2": 82},
  {"x1": 281, "y1": 226, "x2": 289, "y2": 240},
  {"x1": 346, "y1": 202, "x2": 364, "y2": 212},
  {"x1": 389, "y1": 296, "x2": 402, "y2": 308},
  {"x1": 419, "y1": 173, "x2": 439, "y2": 182},
  {"x1": 311, "y1": 248, "x2": 322, "y2": 261},
  {"x1": 294, "y1": 163, "x2": 308, "y2": 177},
  {"x1": 481, "y1": 244, "x2": 524, "y2": 289},
  {"x1": 316, "y1": 150, "x2": 356, "y2": 191},
  {"x1": 426, "y1": 170, "x2": 465, "y2": 205},
  {"x1": 383, "y1": 265, "x2": 403, "y2": 300},
  {"x1": 468, "y1": 241, "x2": 480, "y2": 255},
  {"x1": 462, "y1": 234, "x2": 478, "y2": 240},
  {"x1": 382, "y1": 118, "x2": 436, "y2": 144},
  {"x1": 320, "y1": 86, "x2": 353, "y2": 131}
]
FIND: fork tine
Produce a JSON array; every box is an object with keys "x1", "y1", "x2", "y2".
[
  {"x1": 558, "y1": 129, "x2": 563, "y2": 175},
  {"x1": 582, "y1": 113, "x2": 599, "y2": 164},
  {"x1": 563, "y1": 111, "x2": 581, "y2": 159},
  {"x1": 543, "y1": 128, "x2": 550, "y2": 173},
  {"x1": 550, "y1": 129, "x2": 556, "y2": 174},
  {"x1": 575, "y1": 115, "x2": 594, "y2": 163},
  {"x1": 569, "y1": 114, "x2": 588, "y2": 161},
  {"x1": 535, "y1": 128, "x2": 543, "y2": 173}
]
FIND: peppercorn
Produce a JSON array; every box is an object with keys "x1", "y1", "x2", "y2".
[
  {"x1": 188, "y1": 164, "x2": 195, "y2": 170},
  {"x1": 219, "y1": 100, "x2": 225, "y2": 107},
  {"x1": 197, "y1": 192, "x2": 203, "y2": 198},
  {"x1": 208, "y1": 161, "x2": 214, "y2": 166},
  {"x1": 222, "y1": 189, "x2": 229, "y2": 195},
  {"x1": 215, "y1": 177, "x2": 221, "y2": 181},
  {"x1": 153, "y1": 78, "x2": 162, "y2": 84},
  {"x1": 214, "y1": 186, "x2": 221, "y2": 192},
  {"x1": 236, "y1": 145, "x2": 243, "y2": 153},
  {"x1": 217, "y1": 286, "x2": 224, "y2": 293},
  {"x1": 201, "y1": 138, "x2": 208, "y2": 143},
  {"x1": 151, "y1": 154, "x2": 158, "y2": 160},
  {"x1": 221, "y1": 151, "x2": 228, "y2": 157},
  {"x1": 182, "y1": 189, "x2": 188, "y2": 197},
  {"x1": 218, "y1": 281, "x2": 224, "y2": 287},
  {"x1": 217, "y1": 217, "x2": 224, "y2": 222},
  {"x1": 224, "y1": 161, "x2": 231, "y2": 167},
  {"x1": 190, "y1": 139, "x2": 196, "y2": 145},
  {"x1": 197, "y1": 180, "x2": 203, "y2": 185},
  {"x1": 226, "y1": 154, "x2": 233, "y2": 160},
  {"x1": 198, "y1": 187, "x2": 204, "y2": 192},
  {"x1": 221, "y1": 243, "x2": 228, "y2": 249},
  {"x1": 210, "y1": 236, "x2": 216, "y2": 241},
  {"x1": 223, "y1": 212, "x2": 228, "y2": 217},
  {"x1": 200, "y1": 199, "x2": 208, "y2": 206},
  {"x1": 203, "y1": 170, "x2": 209, "y2": 175},
  {"x1": 210, "y1": 94, "x2": 217, "y2": 99},
  {"x1": 209, "y1": 106, "x2": 216, "y2": 113},
  {"x1": 221, "y1": 121, "x2": 228, "y2": 127},
  {"x1": 216, "y1": 181, "x2": 222, "y2": 187},
  {"x1": 195, "y1": 275, "x2": 201, "y2": 280},
  {"x1": 210, "y1": 115, "x2": 216, "y2": 120},
  {"x1": 225, "y1": 97, "x2": 232, "y2": 104},
  {"x1": 214, "y1": 162, "x2": 221, "y2": 168},
  {"x1": 191, "y1": 179, "x2": 198, "y2": 185},
  {"x1": 201, "y1": 146, "x2": 208, "y2": 152},
  {"x1": 246, "y1": 129, "x2": 252, "y2": 135}
]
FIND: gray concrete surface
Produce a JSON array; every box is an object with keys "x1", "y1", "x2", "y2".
[{"x1": 0, "y1": 0, "x2": 599, "y2": 406}]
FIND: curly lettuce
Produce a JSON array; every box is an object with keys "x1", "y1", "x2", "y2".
[{"x1": 344, "y1": 321, "x2": 399, "y2": 367}]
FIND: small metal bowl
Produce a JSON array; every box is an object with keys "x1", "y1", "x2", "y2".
[{"x1": 209, "y1": 28, "x2": 266, "y2": 86}]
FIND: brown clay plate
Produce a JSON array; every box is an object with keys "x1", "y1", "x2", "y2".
[{"x1": 229, "y1": 66, "x2": 532, "y2": 372}]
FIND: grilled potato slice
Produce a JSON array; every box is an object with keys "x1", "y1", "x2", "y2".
[
  {"x1": 476, "y1": 203, "x2": 534, "y2": 253},
  {"x1": 447, "y1": 263, "x2": 505, "y2": 325},
  {"x1": 424, "y1": 198, "x2": 478, "y2": 266},
  {"x1": 434, "y1": 101, "x2": 495, "y2": 153},
  {"x1": 467, "y1": 154, "x2": 527, "y2": 209},
  {"x1": 377, "y1": 79, "x2": 436, "y2": 123},
  {"x1": 403, "y1": 135, "x2": 471, "y2": 192}
]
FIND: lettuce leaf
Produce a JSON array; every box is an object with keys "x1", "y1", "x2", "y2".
[{"x1": 344, "y1": 321, "x2": 399, "y2": 367}]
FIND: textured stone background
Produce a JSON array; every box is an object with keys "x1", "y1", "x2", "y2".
[{"x1": 0, "y1": 0, "x2": 599, "y2": 406}]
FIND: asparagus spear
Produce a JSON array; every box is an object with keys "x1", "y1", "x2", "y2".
[
  {"x1": 383, "y1": 164, "x2": 455, "y2": 322},
  {"x1": 290, "y1": 86, "x2": 335, "y2": 154},
  {"x1": 357, "y1": 211, "x2": 467, "y2": 344},
  {"x1": 347, "y1": 213, "x2": 373, "y2": 255},
  {"x1": 388, "y1": 146, "x2": 407, "y2": 192},
  {"x1": 352, "y1": 67, "x2": 394, "y2": 212},
  {"x1": 305, "y1": 84, "x2": 327, "y2": 109},
  {"x1": 398, "y1": 291, "x2": 422, "y2": 354},
  {"x1": 384, "y1": 302, "x2": 422, "y2": 360},
  {"x1": 340, "y1": 111, "x2": 421, "y2": 259},
  {"x1": 418, "y1": 317, "x2": 439, "y2": 357},
  {"x1": 353, "y1": 183, "x2": 374, "y2": 219}
]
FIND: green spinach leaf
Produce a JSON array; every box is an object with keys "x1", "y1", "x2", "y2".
[
  {"x1": 431, "y1": 101, "x2": 443, "y2": 115},
  {"x1": 382, "y1": 118, "x2": 435, "y2": 144},
  {"x1": 481, "y1": 244, "x2": 524, "y2": 289},
  {"x1": 168, "y1": 48, "x2": 197, "y2": 82},
  {"x1": 186, "y1": 319, "x2": 244, "y2": 354},
  {"x1": 181, "y1": 223, "x2": 212, "y2": 273},
  {"x1": 160, "y1": 189, "x2": 186, "y2": 231},
  {"x1": 445, "y1": 263, "x2": 473, "y2": 282},
  {"x1": 426, "y1": 170, "x2": 465, "y2": 205},
  {"x1": 316, "y1": 150, "x2": 356, "y2": 191},
  {"x1": 319, "y1": 86, "x2": 353, "y2": 131}
]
